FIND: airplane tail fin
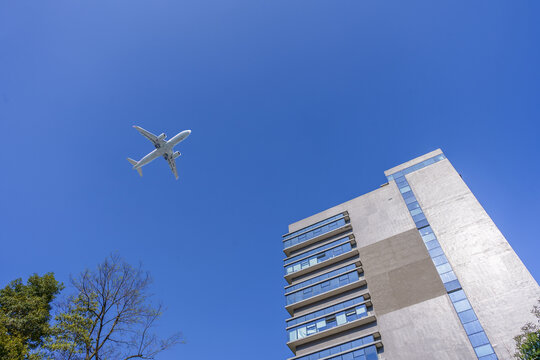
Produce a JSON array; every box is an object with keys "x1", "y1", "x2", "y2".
[{"x1": 127, "y1": 158, "x2": 143, "y2": 177}]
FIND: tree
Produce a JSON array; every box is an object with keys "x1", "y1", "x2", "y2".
[
  {"x1": 0, "y1": 273, "x2": 63, "y2": 359},
  {"x1": 45, "y1": 255, "x2": 182, "y2": 360},
  {"x1": 514, "y1": 299, "x2": 540, "y2": 360}
]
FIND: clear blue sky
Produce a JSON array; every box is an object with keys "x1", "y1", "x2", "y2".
[{"x1": 1, "y1": 1, "x2": 538, "y2": 359}]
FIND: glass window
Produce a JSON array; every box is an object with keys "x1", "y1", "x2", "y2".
[
  {"x1": 294, "y1": 336, "x2": 377, "y2": 360},
  {"x1": 284, "y1": 217, "x2": 347, "y2": 249},
  {"x1": 429, "y1": 246, "x2": 444, "y2": 258},
  {"x1": 284, "y1": 213, "x2": 345, "y2": 240},
  {"x1": 421, "y1": 232, "x2": 436, "y2": 242},
  {"x1": 405, "y1": 195, "x2": 418, "y2": 205},
  {"x1": 440, "y1": 271, "x2": 457, "y2": 283},
  {"x1": 365, "y1": 345, "x2": 378, "y2": 360},
  {"x1": 426, "y1": 239, "x2": 441, "y2": 250},
  {"x1": 407, "y1": 201, "x2": 421, "y2": 211},
  {"x1": 432, "y1": 254, "x2": 448, "y2": 266},
  {"x1": 453, "y1": 299, "x2": 472, "y2": 313},
  {"x1": 436, "y1": 262, "x2": 452, "y2": 274},
  {"x1": 474, "y1": 344, "x2": 494, "y2": 357},
  {"x1": 412, "y1": 213, "x2": 426, "y2": 222},
  {"x1": 402, "y1": 190, "x2": 415, "y2": 199},
  {"x1": 444, "y1": 279, "x2": 462, "y2": 292},
  {"x1": 478, "y1": 354, "x2": 498, "y2": 360},
  {"x1": 458, "y1": 309, "x2": 477, "y2": 324},
  {"x1": 449, "y1": 290, "x2": 466, "y2": 303},
  {"x1": 410, "y1": 208, "x2": 423, "y2": 216},
  {"x1": 419, "y1": 226, "x2": 433, "y2": 236},
  {"x1": 463, "y1": 320, "x2": 483, "y2": 335},
  {"x1": 415, "y1": 219, "x2": 429, "y2": 228},
  {"x1": 336, "y1": 313, "x2": 347, "y2": 325},
  {"x1": 284, "y1": 236, "x2": 351, "y2": 266},
  {"x1": 469, "y1": 331, "x2": 489, "y2": 347}
]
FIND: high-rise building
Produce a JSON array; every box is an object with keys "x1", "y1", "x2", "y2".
[{"x1": 282, "y1": 149, "x2": 539, "y2": 360}]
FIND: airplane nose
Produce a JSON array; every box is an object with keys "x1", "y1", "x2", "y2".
[{"x1": 186, "y1": 130, "x2": 192, "y2": 136}]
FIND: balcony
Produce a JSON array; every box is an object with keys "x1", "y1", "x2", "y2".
[
  {"x1": 287, "y1": 333, "x2": 383, "y2": 360},
  {"x1": 283, "y1": 223, "x2": 352, "y2": 257},
  {"x1": 287, "y1": 311, "x2": 378, "y2": 352},
  {"x1": 283, "y1": 213, "x2": 351, "y2": 256},
  {"x1": 285, "y1": 271, "x2": 366, "y2": 316},
  {"x1": 284, "y1": 246, "x2": 359, "y2": 284}
]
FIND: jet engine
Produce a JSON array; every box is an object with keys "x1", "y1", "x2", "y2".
[
  {"x1": 157, "y1": 133, "x2": 166, "y2": 141},
  {"x1": 173, "y1": 151, "x2": 181, "y2": 159}
]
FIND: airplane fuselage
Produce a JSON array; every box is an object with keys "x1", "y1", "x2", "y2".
[{"x1": 133, "y1": 130, "x2": 190, "y2": 169}]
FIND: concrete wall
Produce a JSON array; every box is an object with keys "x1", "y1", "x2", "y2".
[
  {"x1": 407, "y1": 158, "x2": 540, "y2": 359},
  {"x1": 288, "y1": 183, "x2": 416, "y2": 249},
  {"x1": 377, "y1": 295, "x2": 477, "y2": 360}
]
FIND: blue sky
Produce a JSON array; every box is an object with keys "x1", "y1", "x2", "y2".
[{"x1": 1, "y1": 1, "x2": 539, "y2": 359}]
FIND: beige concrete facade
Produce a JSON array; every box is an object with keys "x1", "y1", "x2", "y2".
[
  {"x1": 283, "y1": 150, "x2": 539, "y2": 360},
  {"x1": 407, "y1": 158, "x2": 540, "y2": 358}
]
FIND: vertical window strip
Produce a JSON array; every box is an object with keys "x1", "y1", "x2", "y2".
[{"x1": 390, "y1": 174, "x2": 497, "y2": 360}]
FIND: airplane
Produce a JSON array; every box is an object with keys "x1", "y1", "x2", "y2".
[{"x1": 127, "y1": 126, "x2": 191, "y2": 180}]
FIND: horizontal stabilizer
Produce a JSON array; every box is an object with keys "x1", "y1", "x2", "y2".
[{"x1": 127, "y1": 158, "x2": 143, "y2": 177}]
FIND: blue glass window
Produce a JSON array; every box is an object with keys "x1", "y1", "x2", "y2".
[
  {"x1": 469, "y1": 331, "x2": 489, "y2": 347},
  {"x1": 449, "y1": 290, "x2": 467, "y2": 302},
  {"x1": 294, "y1": 336, "x2": 376, "y2": 360},
  {"x1": 286, "y1": 296, "x2": 365, "y2": 327},
  {"x1": 432, "y1": 254, "x2": 448, "y2": 266},
  {"x1": 436, "y1": 262, "x2": 452, "y2": 275},
  {"x1": 284, "y1": 214, "x2": 345, "y2": 241},
  {"x1": 284, "y1": 217, "x2": 347, "y2": 249},
  {"x1": 478, "y1": 354, "x2": 498, "y2": 360},
  {"x1": 285, "y1": 236, "x2": 351, "y2": 266},
  {"x1": 285, "y1": 270, "x2": 360, "y2": 305},
  {"x1": 288, "y1": 304, "x2": 368, "y2": 342},
  {"x1": 453, "y1": 299, "x2": 472, "y2": 313},
  {"x1": 285, "y1": 264, "x2": 357, "y2": 294},
  {"x1": 428, "y1": 246, "x2": 444, "y2": 258},
  {"x1": 474, "y1": 344, "x2": 495, "y2": 357},
  {"x1": 426, "y1": 239, "x2": 441, "y2": 251},
  {"x1": 444, "y1": 279, "x2": 462, "y2": 292},
  {"x1": 463, "y1": 320, "x2": 483, "y2": 335},
  {"x1": 285, "y1": 242, "x2": 353, "y2": 275},
  {"x1": 458, "y1": 309, "x2": 478, "y2": 324}
]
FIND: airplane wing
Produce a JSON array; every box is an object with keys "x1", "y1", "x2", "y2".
[
  {"x1": 133, "y1": 126, "x2": 161, "y2": 147},
  {"x1": 166, "y1": 156, "x2": 179, "y2": 180}
]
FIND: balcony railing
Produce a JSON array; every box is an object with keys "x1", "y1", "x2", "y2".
[{"x1": 283, "y1": 214, "x2": 348, "y2": 250}]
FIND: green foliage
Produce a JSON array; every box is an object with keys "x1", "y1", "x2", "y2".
[
  {"x1": 514, "y1": 299, "x2": 540, "y2": 360},
  {"x1": 0, "y1": 273, "x2": 63, "y2": 359},
  {"x1": 0, "y1": 256, "x2": 181, "y2": 360},
  {"x1": 44, "y1": 294, "x2": 97, "y2": 359}
]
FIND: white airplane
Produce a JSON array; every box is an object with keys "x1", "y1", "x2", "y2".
[{"x1": 127, "y1": 126, "x2": 191, "y2": 180}]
